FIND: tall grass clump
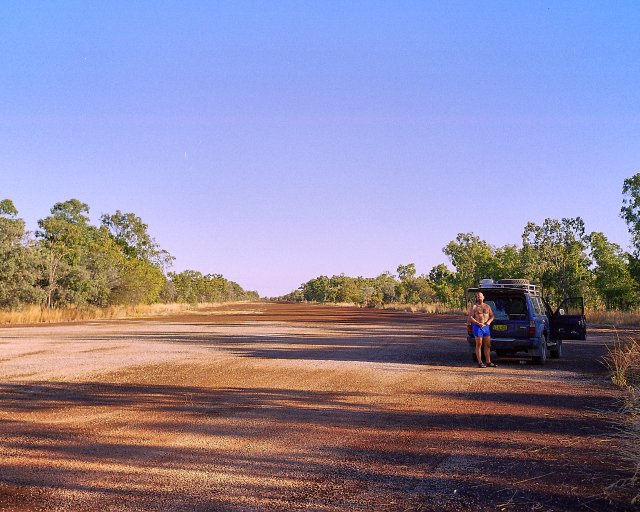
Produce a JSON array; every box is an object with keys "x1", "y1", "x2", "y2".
[{"x1": 604, "y1": 335, "x2": 640, "y2": 505}]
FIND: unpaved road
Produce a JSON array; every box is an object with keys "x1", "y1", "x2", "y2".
[{"x1": 0, "y1": 302, "x2": 632, "y2": 511}]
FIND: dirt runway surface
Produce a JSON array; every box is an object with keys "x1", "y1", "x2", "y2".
[{"x1": 0, "y1": 302, "x2": 632, "y2": 511}]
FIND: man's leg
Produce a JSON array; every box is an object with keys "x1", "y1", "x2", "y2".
[
  {"x1": 475, "y1": 336, "x2": 484, "y2": 364},
  {"x1": 483, "y1": 336, "x2": 492, "y2": 364}
]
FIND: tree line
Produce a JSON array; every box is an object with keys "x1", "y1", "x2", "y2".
[
  {"x1": 282, "y1": 173, "x2": 640, "y2": 310},
  {"x1": 0, "y1": 198, "x2": 258, "y2": 310}
]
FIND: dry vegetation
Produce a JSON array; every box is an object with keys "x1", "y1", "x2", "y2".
[
  {"x1": 587, "y1": 309, "x2": 640, "y2": 328},
  {"x1": 382, "y1": 302, "x2": 466, "y2": 314},
  {"x1": 604, "y1": 335, "x2": 640, "y2": 505},
  {"x1": 0, "y1": 302, "x2": 216, "y2": 325}
]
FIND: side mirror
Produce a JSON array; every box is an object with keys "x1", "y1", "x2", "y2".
[{"x1": 558, "y1": 308, "x2": 565, "y2": 316}]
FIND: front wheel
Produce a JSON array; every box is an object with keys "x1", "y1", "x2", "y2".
[
  {"x1": 549, "y1": 339, "x2": 563, "y2": 359},
  {"x1": 533, "y1": 335, "x2": 548, "y2": 365}
]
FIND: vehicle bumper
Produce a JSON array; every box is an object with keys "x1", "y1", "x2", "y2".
[{"x1": 467, "y1": 336, "x2": 545, "y2": 357}]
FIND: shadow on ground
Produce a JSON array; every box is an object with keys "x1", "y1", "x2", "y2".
[{"x1": 0, "y1": 381, "x2": 629, "y2": 511}]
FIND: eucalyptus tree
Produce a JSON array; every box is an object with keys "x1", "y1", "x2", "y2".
[
  {"x1": 443, "y1": 233, "x2": 495, "y2": 293},
  {"x1": 621, "y1": 172, "x2": 640, "y2": 254},
  {"x1": 521, "y1": 217, "x2": 591, "y2": 301},
  {"x1": 428, "y1": 264, "x2": 457, "y2": 305},
  {"x1": 36, "y1": 199, "x2": 93, "y2": 308},
  {"x1": 0, "y1": 199, "x2": 42, "y2": 308},
  {"x1": 101, "y1": 210, "x2": 174, "y2": 270},
  {"x1": 589, "y1": 232, "x2": 637, "y2": 309}
]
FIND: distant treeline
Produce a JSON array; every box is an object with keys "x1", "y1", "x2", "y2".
[
  {"x1": 0, "y1": 199, "x2": 258, "y2": 310},
  {"x1": 282, "y1": 173, "x2": 640, "y2": 311}
]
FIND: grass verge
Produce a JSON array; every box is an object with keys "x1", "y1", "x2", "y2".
[
  {"x1": 381, "y1": 302, "x2": 466, "y2": 314},
  {"x1": 0, "y1": 303, "x2": 217, "y2": 325},
  {"x1": 603, "y1": 334, "x2": 640, "y2": 505},
  {"x1": 588, "y1": 309, "x2": 640, "y2": 328}
]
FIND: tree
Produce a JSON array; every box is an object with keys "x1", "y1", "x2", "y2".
[
  {"x1": 101, "y1": 210, "x2": 174, "y2": 270},
  {"x1": 589, "y1": 232, "x2": 637, "y2": 309},
  {"x1": 492, "y1": 245, "x2": 525, "y2": 281},
  {"x1": 0, "y1": 199, "x2": 42, "y2": 308},
  {"x1": 428, "y1": 264, "x2": 457, "y2": 304},
  {"x1": 36, "y1": 199, "x2": 92, "y2": 308},
  {"x1": 302, "y1": 275, "x2": 331, "y2": 302},
  {"x1": 397, "y1": 263, "x2": 416, "y2": 281},
  {"x1": 168, "y1": 270, "x2": 258, "y2": 304},
  {"x1": 443, "y1": 233, "x2": 495, "y2": 293},
  {"x1": 521, "y1": 217, "x2": 591, "y2": 301},
  {"x1": 375, "y1": 272, "x2": 397, "y2": 304},
  {"x1": 621, "y1": 172, "x2": 640, "y2": 255}
]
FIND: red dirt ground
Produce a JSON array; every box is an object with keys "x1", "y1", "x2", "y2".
[{"x1": 0, "y1": 302, "x2": 634, "y2": 511}]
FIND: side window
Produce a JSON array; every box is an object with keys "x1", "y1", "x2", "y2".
[{"x1": 531, "y1": 297, "x2": 542, "y2": 316}]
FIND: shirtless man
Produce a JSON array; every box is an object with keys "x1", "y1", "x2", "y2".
[{"x1": 468, "y1": 292, "x2": 497, "y2": 368}]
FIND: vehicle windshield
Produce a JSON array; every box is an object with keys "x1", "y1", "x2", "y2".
[{"x1": 484, "y1": 296, "x2": 527, "y2": 320}]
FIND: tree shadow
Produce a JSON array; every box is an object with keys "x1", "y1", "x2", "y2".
[{"x1": 0, "y1": 382, "x2": 628, "y2": 510}]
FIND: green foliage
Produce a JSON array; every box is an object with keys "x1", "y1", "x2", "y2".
[
  {"x1": 428, "y1": 264, "x2": 458, "y2": 305},
  {"x1": 169, "y1": 270, "x2": 259, "y2": 304},
  {"x1": 443, "y1": 233, "x2": 495, "y2": 293},
  {"x1": 0, "y1": 198, "x2": 255, "y2": 312},
  {"x1": 521, "y1": 217, "x2": 590, "y2": 301},
  {"x1": 621, "y1": 173, "x2": 640, "y2": 256},
  {"x1": 36, "y1": 199, "x2": 92, "y2": 308},
  {"x1": 101, "y1": 210, "x2": 174, "y2": 269},
  {"x1": 0, "y1": 200, "x2": 43, "y2": 308},
  {"x1": 589, "y1": 232, "x2": 637, "y2": 309},
  {"x1": 111, "y1": 258, "x2": 166, "y2": 305},
  {"x1": 289, "y1": 266, "x2": 434, "y2": 307},
  {"x1": 288, "y1": 206, "x2": 640, "y2": 311}
]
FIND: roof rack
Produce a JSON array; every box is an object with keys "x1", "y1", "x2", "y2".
[{"x1": 475, "y1": 279, "x2": 540, "y2": 296}]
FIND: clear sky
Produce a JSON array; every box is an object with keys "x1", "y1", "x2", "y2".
[{"x1": 1, "y1": 1, "x2": 639, "y2": 296}]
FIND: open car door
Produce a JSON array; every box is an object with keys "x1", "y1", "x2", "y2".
[{"x1": 551, "y1": 297, "x2": 586, "y2": 341}]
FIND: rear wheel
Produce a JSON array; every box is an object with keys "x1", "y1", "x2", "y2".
[{"x1": 533, "y1": 335, "x2": 548, "y2": 365}]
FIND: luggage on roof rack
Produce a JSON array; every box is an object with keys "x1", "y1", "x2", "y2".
[{"x1": 476, "y1": 278, "x2": 540, "y2": 296}]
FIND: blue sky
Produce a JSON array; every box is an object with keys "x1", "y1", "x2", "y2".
[{"x1": 1, "y1": 1, "x2": 639, "y2": 296}]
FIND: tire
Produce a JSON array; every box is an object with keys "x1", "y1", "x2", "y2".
[
  {"x1": 533, "y1": 335, "x2": 548, "y2": 365},
  {"x1": 549, "y1": 339, "x2": 563, "y2": 359}
]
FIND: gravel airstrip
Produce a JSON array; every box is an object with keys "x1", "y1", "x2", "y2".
[{"x1": 0, "y1": 302, "x2": 632, "y2": 511}]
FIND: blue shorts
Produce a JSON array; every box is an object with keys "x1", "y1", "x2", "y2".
[{"x1": 472, "y1": 324, "x2": 491, "y2": 338}]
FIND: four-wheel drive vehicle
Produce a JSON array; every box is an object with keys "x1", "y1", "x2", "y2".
[{"x1": 466, "y1": 279, "x2": 586, "y2": 365}]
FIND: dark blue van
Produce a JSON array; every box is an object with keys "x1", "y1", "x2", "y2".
[{"x1": 467, "y1": 279, "x2": 586, "y2": 364}]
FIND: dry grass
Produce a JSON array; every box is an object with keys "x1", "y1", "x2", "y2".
[
  {"x1": 605, "y1": 335, "x2": 640, "y2": 390},
  {"x1": 604, "y1": 334, "x2": 640, "y2": 505},
  {"x1": 382, "y1": 302, "x2": 465, "y2": 315},
  {"x1": 315, "y1": 302, "x2": 466, "y2": 315},
  {"x1": 0, "y1": 303, "x2": 214, "y2": 325},
  {"x1": 587, "y1": 309, "x2": 640, "y2": 328}
]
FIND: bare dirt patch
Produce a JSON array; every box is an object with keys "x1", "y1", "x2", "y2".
[{"x1": 0, "y1": 302, "x2": 633, "y2": 511}]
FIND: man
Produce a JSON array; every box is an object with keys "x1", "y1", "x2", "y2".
[{"x1": 468, "y1": 291, "x2": 497, "y2": 368}]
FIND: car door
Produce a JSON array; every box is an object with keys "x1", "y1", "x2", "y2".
[{"x1": 550, "y1": 297, "x2": 586, "y2": 340}]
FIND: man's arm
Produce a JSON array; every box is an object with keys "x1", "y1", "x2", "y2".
[
  {"x1": 467, "y1": 305, "x2": 480, "y2": 325},
  {"x1": 486, "y1": 305, "x2": 494, "y2": 325}
]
